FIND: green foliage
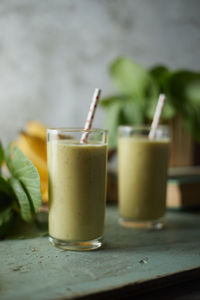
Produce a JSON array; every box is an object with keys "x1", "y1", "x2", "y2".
[
  {"x1": 0, "y1": 143, "x2": 42, "y2": 238},
  {"x1": 0, "y1": 207, "x2": 15, "y2": 237},
  {"x1": 100, "y1": 57, "x2": 200, "y2": 148},
  {"x1": 0, "y1": 142, "x2": 4, "y2": 175},
  {"x1": 166, "y1": 70, "x2": 200, "y2": 142},
  {"x1": 110, "y1": 57, "x2": 158, "y2": 101},
  {"x1": 5, "y1": 144, "x2": 42, "y2": 214},
  {"x1": 8, "y1": 178, "x2": 33, "y2": 223}
]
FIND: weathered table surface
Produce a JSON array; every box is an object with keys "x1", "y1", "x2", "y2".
[{"x1": 1, "y1": 205, "x2": 200, "y2": 300}]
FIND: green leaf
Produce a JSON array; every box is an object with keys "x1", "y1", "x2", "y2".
[
  {"x1": 0, "y1": 141, "x2": 4, "y2": 173},
  {"x1": 104, "y1": 102, "x2": 124, "y2": 149},
  {"x1": 149, "y1": 65, "x2": 169, "y2": 77},
  {"x1": 149, "y1": 65, "x2": 170, "y2": 89},
  {"x1": 100, "y1": 95, "x2": 123, "y2": 108},
  {"x1": 182, "y1": 106, "x2": 200, "y2": 142},
  {"x1": 110, "y1": 57, "x2": 158, "y2": 101},
  {"x1": 146, "y1": 95, "x2": 177, "y2": 121},
  {"x1": 9, "y1": 177, "x2": 33, "y2": 223},
  {"x1": 0, "y1": 177, "x2": 13, "y2": 198},
  {"x1": 161, "y1": 100, "x2": 176, "y2": 120},
  {"x1": 101, "y1": 96, "x2": 145, "y2": 124},
  {"x1": 168, "y1": 71, "x2": 200, "y2": 111},
  {"x1": 185, "y1": 80, "x2": 200, "y2": 105},
  {"x1": 121, "y1": 99, "x2": 144, "y2": 125},
  {"x1": 166, "y1": 70, "x2": 200, "y2": 140},
  {"x1": 5, "y1": 144, "x2": 42, "y2": 214},
  {"x1": 4, "y1": 212, "x2": 48, "y2": 240},
  {"x1": 147, "y1": 66, "x2": 176, "y2": 120},
  {"x1": 0, "y1": 206, "x2": 14, "y2": 238},
  {"x1": 0, "y1": 177, "x2": 13, "y2": 213},
  {"x1": 103, "y1": 97, "x2": 145, "y2": 149}
]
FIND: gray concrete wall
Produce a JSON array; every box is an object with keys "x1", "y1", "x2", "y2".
[{"x1": 0, "y1": 0, "x2": 199, "y2": 144}]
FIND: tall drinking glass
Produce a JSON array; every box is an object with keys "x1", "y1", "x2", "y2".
[
  {"x1": 118, "y1": 125, "x2": 170, "y2": 229},
  {"x1": 47, "y1": 128, "x2": 108, "y2": 250}
]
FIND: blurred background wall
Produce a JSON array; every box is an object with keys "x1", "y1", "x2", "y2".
[{"x1": 0, "y1": 0, "x2": 199, "y2": 144}]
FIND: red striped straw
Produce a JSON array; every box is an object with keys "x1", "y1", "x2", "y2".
[
  {"x1": 80, "y1": 88, "x2": 101, "y2": 143},
  {"x1": 149, "y1": 94, "x2": 166, "y2": 140}
]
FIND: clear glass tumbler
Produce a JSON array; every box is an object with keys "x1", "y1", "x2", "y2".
[
  {"x1": 47, "y1": 128, "x2": 108, "y2": 250},
  {"x1": 118, "y1": 125, "x2": 170, "y2": 229}
]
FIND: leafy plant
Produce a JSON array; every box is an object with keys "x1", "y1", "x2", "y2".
[
  {"x1": 0, "y1": 142, "x2": 42, "y2": 238},
  {"x1": 101, "y1": 57, "x2": 200, "y2": 149}
]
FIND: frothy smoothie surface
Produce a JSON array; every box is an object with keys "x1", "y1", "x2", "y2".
[
  {"x1": 118, "y1": 136, "x2": 170, "y2": 221},
  {"x1": 48, "y1": 140, "x2": 107, "y2": 241}
]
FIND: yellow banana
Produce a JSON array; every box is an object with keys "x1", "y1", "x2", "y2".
[
  {"x1": 17, "y1": 131, "x2": 47, "y2": 161},
  {"x1": 16, "y1": 131, "x2": 48, "y2": 182},
  {"x1": 25, "y1": 121, "x2": 47, "y2": 140},
  {"x1": 41, "y1": 179, "x2": 48, "y2": 203}
]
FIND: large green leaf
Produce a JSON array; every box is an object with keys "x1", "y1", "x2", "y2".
[
  {"x1": 5, "y1": 144, "x2": 42, "y2": 214},
  {"x1": 110, "y1": 57, "x2": 158, "y2": 101},
  {"x1": 9, "y1": 177, "x2": 33, "y2": 223}
]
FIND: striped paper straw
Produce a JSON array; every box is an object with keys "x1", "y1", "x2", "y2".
[
  {"x1": 80, "y1": 88, "x2": 101, "y2": 143},
  {"x1": 149, "y1": 94, "x2": 166, "y2": 140}
]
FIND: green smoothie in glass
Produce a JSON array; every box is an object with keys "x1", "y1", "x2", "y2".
[
  {"x1": 47, "y1": 128, "x2": 108, "y2": 250},
  {"x1": 118, "y1": 126, "x2": 170, "y2": 229}
]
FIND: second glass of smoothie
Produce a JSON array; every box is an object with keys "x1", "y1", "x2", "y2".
[
  {"x1": 47, "y1": 128, "x2": 108, "y2": 250},
  {"x1": 118, "y1": 125, "x2": 170, "y2": 229}
]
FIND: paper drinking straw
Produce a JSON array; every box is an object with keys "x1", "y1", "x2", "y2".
[
  {"x1": 149, "y1": 94, "x2": 166, "y2": 140},
  {"x1": 80, "y1": 88, "x2": 101, "y2": 143}
]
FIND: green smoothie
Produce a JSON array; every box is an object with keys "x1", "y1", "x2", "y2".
[
  {"x1": 118, "y1": 136, "x2": 170, "y2": 222},
  {"x1": 48, "y1": 140, "x2": 107, "y2": 242}
]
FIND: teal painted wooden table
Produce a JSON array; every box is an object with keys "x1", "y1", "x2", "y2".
[{"x1": 0, "y1": 206, "x2": 200, "y2": 300}]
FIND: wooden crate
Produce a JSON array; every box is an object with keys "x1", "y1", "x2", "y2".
[{"x1": 169, "y1": 115, "x2": 194, "y2": 167}]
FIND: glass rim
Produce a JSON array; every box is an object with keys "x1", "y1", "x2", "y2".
[
  {"x1": 47, "y1": 127, "x2": 108, "y2": 134},
  {"x1": 118, "y1": 125, "x2": 170, "y2": 131}
]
